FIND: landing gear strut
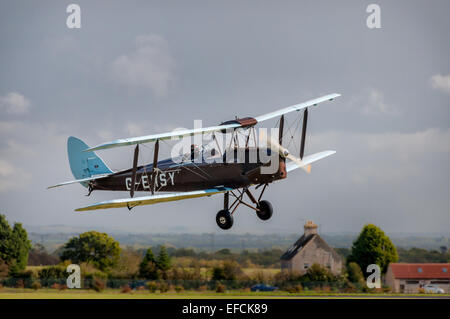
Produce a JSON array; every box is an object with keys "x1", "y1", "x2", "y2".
[{"x1": 215, "y1": 185, "x2": 273, "y2": 230}]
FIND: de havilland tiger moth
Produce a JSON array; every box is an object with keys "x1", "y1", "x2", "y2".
[{"x1": 48, "y1": 93, "x2": 340, "y2": 229}]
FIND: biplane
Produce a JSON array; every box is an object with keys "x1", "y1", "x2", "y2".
[{"x1": 48, "y1": 93, "x2": 340, "y2": 229}]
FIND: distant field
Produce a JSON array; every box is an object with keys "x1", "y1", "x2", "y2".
[
  {"x1": 242, "y1": 268, "x2": 279, "y2": 276},
  {"x1": 0, "y1": 288, "x2": 449, "y2": 299}
]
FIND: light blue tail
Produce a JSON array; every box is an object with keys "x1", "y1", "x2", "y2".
[{"x1": 67, "y1": 136, "x2": 113, "y2": 187}]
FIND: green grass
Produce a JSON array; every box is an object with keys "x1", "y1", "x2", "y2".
[{"x1": 1, "y1": 288, "x2": 449, "y2": 299}]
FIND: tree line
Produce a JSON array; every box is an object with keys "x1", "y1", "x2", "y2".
[{"x1": 1, "y1": 214, "x2": 448, "y2": 293}]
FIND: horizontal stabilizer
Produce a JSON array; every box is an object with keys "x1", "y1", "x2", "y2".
[
  {"x1": 286, "y1": 150, "x2": 336, "y2": 173},
  {"x1": 47, "y1": 174, "x2": 111, "y2": 189},
  {"x1": 75, "y1": 187, "x2": 232, "y2": 212}
]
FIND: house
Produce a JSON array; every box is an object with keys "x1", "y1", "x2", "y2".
[
  {"x1": 280, "y1": 221, "x2": 342, "y2": 275},
  {"x1": 385, "y1": 263, "x2": 450, "y2": 293}
]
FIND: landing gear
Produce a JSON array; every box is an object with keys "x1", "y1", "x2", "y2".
[
  {"x1": 216, "y1": 210, "x2": 233, "y2": 230},
  {"x1": 256, "y1": 200, "x2": 273, "y2": 220},
  {"x1": 215, "y1": 185, "x2": 273, "y2": 230},
  {"x1": 85, "y1": 184, "x2": 94, "y2": 196}
]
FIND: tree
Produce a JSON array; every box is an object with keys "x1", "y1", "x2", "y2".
[
  {"x1": 347, "y1": 262, "x2": 364, "y2": 283},
  {"x1": 60, "y1": 231, "x2": 121, "y2": 271},
  {"x1": 212, "y1": 260, "x2": 242, "y2": 281},
  {"x1": 139, "y1": 248, "x2": 159, "y2": 280},
  {"x1": 303, "y1": 263, "x2": 334, "y2": 282},
  {"x1": 28, "y1": 244, "x2": 59, "y2": 266},
  {"x1": 157, "y1": 246, "x2": 171, "y2": 272},
  {"x1": 38, "y1": 266, "x2": 66, "y2": 287},
  {"x1": 347, "y1": 224, "x2": 398, "y2": 276},
  {"x1": 0, "y1": 259, "x2": 9, "y2": 278},
  {"x1": 112, "y1": 248, "x2": 142, "y2": 278},
  {"x1": 9, "y1": 223, "x2": 32, "y2": 273},
  {"x1": 216, "y1": 248, "x2": 231, "y2": 255},
  {"x1": 212, "y1": 266, "x2": 227, "y2": 281},
  {"x1": 0, "y1": 214, "x2": 31, "y2": 274},
  {"x1": 0, "y1": 215, "x2": 13, "y2": 263}
]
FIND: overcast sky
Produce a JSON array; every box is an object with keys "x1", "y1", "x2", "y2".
[{"x1": 0, "y1": 0, "x2": 449, "y2": 235}]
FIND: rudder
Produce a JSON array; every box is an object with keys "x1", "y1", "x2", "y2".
[{"x1": 67, "y1": 136, "x2": 113, "y2": 187}]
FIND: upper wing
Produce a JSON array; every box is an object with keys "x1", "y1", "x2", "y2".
[
  {"x1": 85, "y1": 93, "x2": 340, "y2": 152},
  {"x1": 286, "y1": 150, "x2": 336, "y2": 173},
  {"x1": 47, "y1": 174, "x2": 112, "y2": 189},
  {"x1": 255, "y1": 93, "x2": 340, "y2": 122},
  {"x1": 75, "y1": 187, "x2": 232, "y2": 212},
  {"x1": 85, "y1": 123, "x2": 241, "y2": 152}
]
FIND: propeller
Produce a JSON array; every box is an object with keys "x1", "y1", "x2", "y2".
[{"x1": 259, "y1": 130, "x2": 311, "y2": 173}]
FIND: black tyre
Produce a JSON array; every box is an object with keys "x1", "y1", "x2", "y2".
[
  {"x1": 216, "y1": 210, "x2": 234, "y2": 230},
  {"x1": 256, "y1": 200, "x2": 273, "y2": 220}
]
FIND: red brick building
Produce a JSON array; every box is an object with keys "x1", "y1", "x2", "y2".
[{"x1": 385, "y1": 263, "x2": 450, "y2": 293}]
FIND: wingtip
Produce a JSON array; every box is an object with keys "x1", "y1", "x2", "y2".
[
  {"x1": 325, "y1": 150, "x2": 337, "y2": 156},
  {"x1": 328, "y1": 93, "x2": 341, "y2": 101}
]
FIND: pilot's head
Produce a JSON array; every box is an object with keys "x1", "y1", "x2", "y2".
[{"x1": 190, "y1": 144, "x2": 200, "y2": 158}]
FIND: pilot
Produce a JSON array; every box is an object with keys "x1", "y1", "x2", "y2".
[{"x1": 190, "y1": 144, "x2": 200, "y2": 161}]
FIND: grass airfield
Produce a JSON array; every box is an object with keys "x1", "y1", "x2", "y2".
[{"x1": 0, "y1": 288, "x2": 449, "y2": 299}]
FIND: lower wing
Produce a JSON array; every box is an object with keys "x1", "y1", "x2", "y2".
[{"x1": 75, "y1": 187, "x2": 232, "y2": 212}]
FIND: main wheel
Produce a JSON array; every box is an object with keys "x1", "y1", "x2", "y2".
[
  {"x1": 216, "y1": 210, "x2": 234, "y2": 230},
  {"x1": 256, "y1": 200, "x2": 273, "y2": 220}
]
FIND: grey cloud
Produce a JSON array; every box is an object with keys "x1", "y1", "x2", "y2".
[
  {"x1": 0, "y1": 92, "x2": 31, "y2": 114},
  {"x1": 346, "y1": 88, "x2": 398, "y2": 116},
  {"x1": 110, "y1": 34, "x2": 175, "y2": 97},
  {"x1": 430, "y1": 74, "x2": 450, "y2": 94}
]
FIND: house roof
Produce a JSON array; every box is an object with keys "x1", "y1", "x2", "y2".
[
  {"x1": 280, "y1": 234, "x2": 315, "y2": 260},
  {"x1": 389, "y1": 263, "x2": 450, "y2": 279}
]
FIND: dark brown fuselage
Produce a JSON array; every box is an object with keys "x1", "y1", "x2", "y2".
[{"x1": 91, "y1": 148, "x2": 286, "y2": 193}]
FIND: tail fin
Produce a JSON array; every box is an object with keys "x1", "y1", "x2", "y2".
[{"x1": 67, "y1": 136, "x2": 113, "y2": 188}]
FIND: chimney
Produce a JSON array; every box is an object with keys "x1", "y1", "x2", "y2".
[{"x1": 304, "y1": 220, "x2": 318, "y2": 236}]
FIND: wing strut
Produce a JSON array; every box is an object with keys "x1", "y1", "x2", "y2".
[
  {"x1": 300, "y1": 108, "x2": 308, "y2": 159},
  {"x1": 149, "y1": 139, "x2": 159, "y2": 194},
  {"x1": 130, "y1": 144, "x2": 139, "y2": 198},
  {"x1": 278, "y1": 115, "x2": 287, "y2": 178},
  {"x1": 279, "y1": 115, "x2": 284, "y2": 145}
]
